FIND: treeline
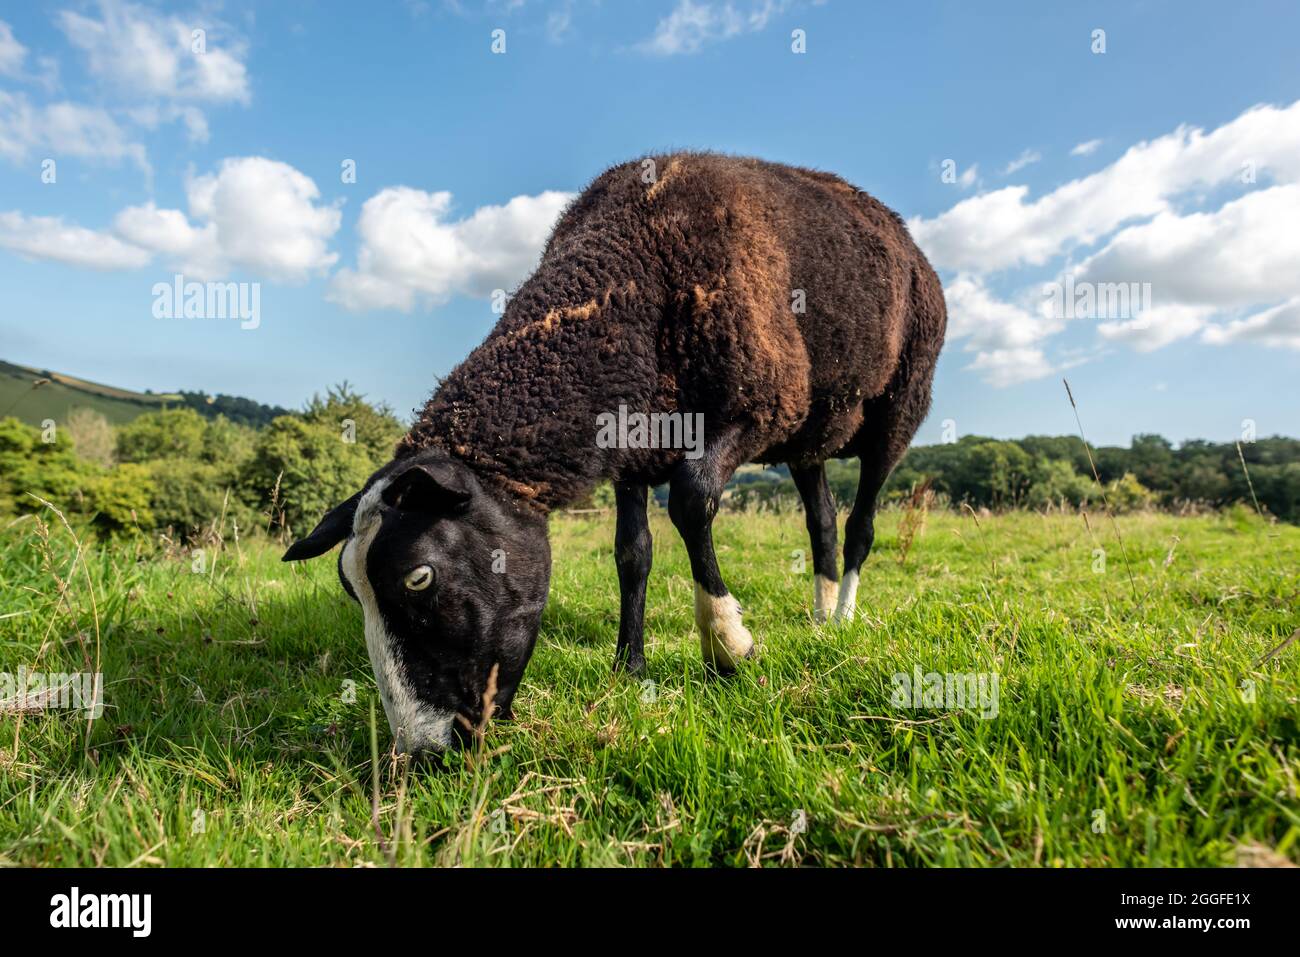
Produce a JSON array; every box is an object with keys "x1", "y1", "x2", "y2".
[
  {"x1": 0, "y1": 385, "x2": 403, "y2": 542},
  {"x1": 4, "y1": 393, "x2": 1298, "y2": 540},
  {"x1": 174, "y1": 390, "x2": 292, "y2": 428},
  {"x1": 729, "y1": 434, "x2": 1300, "y2": 523}
]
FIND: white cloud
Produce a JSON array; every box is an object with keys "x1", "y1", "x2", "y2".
[
  {"x1": 0, "y1": 93, "x2": 38, "y2": 163},
  {"x1": 0, "y1": 211, "x2": 151, "y2": 269},
  {"x1": 113, "y1": 201, "x2": 207, "y2": 251},
  {"x1": 911, "y1": 100, "x2": 1300, "y2": 274},
  {"x1": 0, "y1": 20, "x2": 58, "y2": 90},
  {"x1": 1202, "y1": 297, "x2": 1300, "y2": 350},
  {"x1": 965, "y1": 348, "x2": 1056, "y2": 388},
  {"x1": 120, "y1": 157, "x2": 341, "y2": 282},
  {"x1": 1075, "y1": 182, "x2": 1300, "y2": 350},
  {"x1": 0, "y1": 157, "x2": 340, "y2": 282},
  {"x1": 911, "y1": 99, "x2": 1300, "y2": 383},
  {"x1": 1097, "y1": 304, "x2": 1215, "y2": 352},
  {"x1": 1073, "y1": 184, "x2": 1300, "y2": 311},
  {"x1": 1003, "y1": 149, "x2": 1041, "y2": 175},
  {"x1": 944, "y1": 273, "x2": 1059, "y2": 352},
  {"x1": 58, "y1": 0, "x2": 250, "y2": 104},
  {"x1": 942, "y1": 273, "x2": 1065, "y2": 384},
  {"x1": 329, "y1": 187, "x2": 573, "y2": 312},
  {"x1": 639, "y1": 0, "x2": 791, "y2": 56},
  {"x1": 0, "y1": 3, "x2": 249, "y2": 175},
  {"x1": 186, "y1": 158, "x2": 339, "y2": 280},
  {"x1": 129, "y1": 103, "x2": 210, "y2": 143},
  {"x1": 0, "y1": 92, "x2": 149, "y2": 173},
  {"x1": 1070, "y1": 138, "x2": 1102, "y2": 157},
  {"x1": 0, "y1": 20, "x2": 27, "y2": 76}
]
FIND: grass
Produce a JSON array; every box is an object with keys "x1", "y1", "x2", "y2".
[
  {"x1": 0, "y1": 359, "x2": 180, "y2": 428},
  {"x1": 1, "y1": 503, "x2": 1298, "y2": 867}
]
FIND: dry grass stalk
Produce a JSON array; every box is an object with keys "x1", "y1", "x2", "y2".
[
  {"x1": 1063, "y1": 379, "x2": 1142, "y2": 610},
  {"x1": 1235, "y1": 441, "x2": 1265, "y2": 518},
  {"x1": 457, "y1": 662, "x2": 501, "y2": 768},
  {"x1": 896, "y1": 477, "x2": 934, "y2": 565}
]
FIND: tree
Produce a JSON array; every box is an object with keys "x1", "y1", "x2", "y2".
[
  {"x1": 199, "y1": 414, "x2": 257, "y2": 475},
  {"x1": 117, "y1": 407, "x2": 207, "y2": 462},
  {"x1": 1105, "y1": 472, "x2": 1155, "y2": 513},
  {"x1": 1129, "y1": 434, "x2": 1175, "y2": 491},
  {"x1": 0, "y1": 417, "x2": 94, "y2": 516},
  {"x1": 1024, "y1": 456, "x2": 1095, "y2": 509},
  {"x1": 242, "y1": 416, "x2": 375, "y2": 536},
  {"x1": 301, "y1": 382, "x2": 405, "y2": 466},
  {"x1": 66, "y1": 408, "x2": 116, "y2": 468},
  {"x1": 954, "y1": 440, "x2": 1033, "y2": 507},
  {"x1": 147, "y1": 458, "x2": 256, "y2": 539},
  {"x1": 85, "y1": 463, "x2": 155, "y2": 532}
]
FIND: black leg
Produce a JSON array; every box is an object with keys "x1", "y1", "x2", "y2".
[
  {"x1": 790, "y1": 463, "x2": 839, "y2": 622},
  {"x1": 613, "y1": 482, "x2": 652, "y2": 674},
  {"x1": 668, "y1": 440, "x2": 754, "y2": 673},
  {"x1": 836, "y1": 455, "x2": 888, "y2": 621},
  {"x1": 834, "y1": 299, "x2": 942, "y2": 622}
]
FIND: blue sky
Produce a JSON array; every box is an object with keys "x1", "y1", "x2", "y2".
[{"x1": 1, "y1": 0, "x2": 1297, "y2": 446}]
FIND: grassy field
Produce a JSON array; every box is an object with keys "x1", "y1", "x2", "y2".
[
  {"x1": 0, "y1": 359, "x2": 182, "y2": 428},
  {"x1": 1, "y1": 504, "x2": 1297, "y2": 867}
]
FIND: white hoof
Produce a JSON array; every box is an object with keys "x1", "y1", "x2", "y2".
[
  {"x1": 694, "y1": 585, "x2": 755, "y2": 671},
  {"x1": 832, "y1": 570, "x2": 859, "y2": 623},
  {"x1": 814, "y1": 574, "x2": 837, "y2": 623}
]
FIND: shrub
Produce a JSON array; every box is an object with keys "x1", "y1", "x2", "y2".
[
  {"x1": 954, "y1": 440, "x2": 1033, "y2": 507},
  {"x1": 200, "y1": 414, "x2": 258, "y2": 475},
  {"x1": 84, "y1": 462, "x2": 155, "y2": 532},
  {"x1": 105, "y1": 410, "x2": 257, "y2": 540},
  {"x1": 242, "y1": 416, "x2": 375, "y2": 536},
  {"x1": 301, "y1": 383, "x2": 404, "y2": 464},
  {"x1": 66, "y1": 407, "x2": 116, "y2": 468},
  {"x1": 0, "y1": 417, "x2": 94, "y2": 515},
  {"x1": 1105, "y1": 472, "x2": 1155, "y2": 513},
  {"x1": 117, "y1": 407, "x2": 208, "y2": 462},
  {"x1": 147, "y1": 458, "x2": 257, "y2": 539},
  {"x1": 1024, "y1": 456, "x2": 1096, "y2": 509}
]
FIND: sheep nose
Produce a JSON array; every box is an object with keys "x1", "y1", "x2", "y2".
[
  {"x1": 450, "y1": 720, "x2": 479, "y2": 751},
  {"x1": 405, "y1": 747, "x2": 452, "y2": 772}
]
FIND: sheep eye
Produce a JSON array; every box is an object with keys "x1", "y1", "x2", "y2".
[{"x1": 404, "y1": 565, "x2": 434, "y2": 591}]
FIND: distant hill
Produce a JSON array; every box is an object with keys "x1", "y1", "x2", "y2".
[{"x1": 0, "y1": 360, "x2": 290, "y2": 429}]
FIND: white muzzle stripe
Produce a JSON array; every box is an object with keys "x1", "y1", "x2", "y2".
[{"x1": 340, "y1": 479, "x2": 456, "y2": 752}]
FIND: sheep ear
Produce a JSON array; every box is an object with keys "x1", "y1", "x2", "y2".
[
  {"x1": 281, "y1": 492, "x2": 361, "y2": 561},
  {"x1": 382, "y1": 461, "x2": 472, "y2": 514}
]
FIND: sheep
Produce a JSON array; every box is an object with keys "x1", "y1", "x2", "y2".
[{"x1": 283, "y1": 152, "x2": 947, "y2": 755}]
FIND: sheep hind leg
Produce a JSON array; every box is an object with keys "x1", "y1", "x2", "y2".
[
  {"x1": 834, "y1": 451, "x2": 889, "y2": 623},
  {"x1": 668, "y1": 438, "x2": 754, "y2": 673},
  {"x1": 790, "y1": 463, "x2": 839, "y2": 623},
  {"x1": 613, "y1": 482, "x2": 652, "y2": 675},
  {"x1": 835, "y1": 339, "x2": 938, "y2": 623}
]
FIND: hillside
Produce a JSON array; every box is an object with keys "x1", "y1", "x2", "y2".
[{"x1": 0, "y1": 360, "x2": 289, "y2": 428}]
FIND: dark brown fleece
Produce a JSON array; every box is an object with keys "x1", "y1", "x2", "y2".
[{"x1": 397, "y1": 152, "x2": 947, "y2": 509}]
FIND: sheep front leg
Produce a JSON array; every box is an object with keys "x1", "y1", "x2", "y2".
[
  {"x1": 613, "y1": 482, "x2": 652, "y2": 674},
  {"x1": 668, "y1": 447, "x2": 754, "y2": 673}
]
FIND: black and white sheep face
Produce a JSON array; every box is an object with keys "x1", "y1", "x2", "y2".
[{"x1": 283, "y1": 454, "x2": 551, "y2": 757}]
